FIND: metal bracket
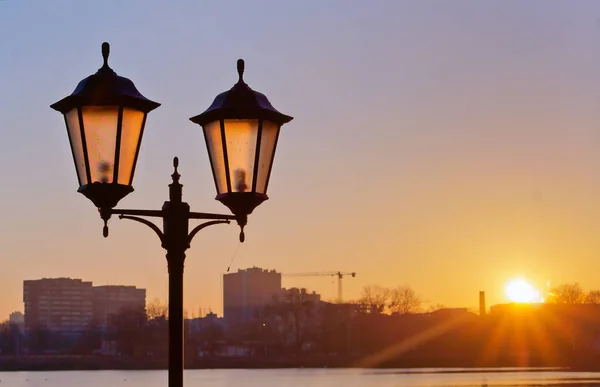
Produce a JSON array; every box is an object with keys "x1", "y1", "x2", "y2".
[
  {"x1": 118, "y1": 214, "x2": 165, "y2": 243},
  {"x1": 187, "y1": 220, "x2": 231, "y2": 247}
]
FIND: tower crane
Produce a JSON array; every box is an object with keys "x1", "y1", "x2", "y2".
[{"x1": 282, "y1": 271, "x2": 356, "y2": 303}]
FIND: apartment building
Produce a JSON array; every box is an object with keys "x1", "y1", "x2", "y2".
[
  {"x1": 223, "y1": 267, "x2": 282, "y2": 323},
  {"x1": 93, "y1": 285, "x2": 146, "y2": 327},
  {"x1": 23, "y1": 278, "x2": 147, "y2": 333},
  {"x1": 23, "y1": 278, "x2": 93, "y2": 333}
]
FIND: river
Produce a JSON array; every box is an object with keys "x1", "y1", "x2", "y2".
[{"x1": 1, "y1": 368, "x2": 600, "y2": 387}]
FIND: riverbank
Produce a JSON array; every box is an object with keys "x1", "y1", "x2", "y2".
[{"x1": 0, "y1": 354, "x2": 590, "y2": 371}]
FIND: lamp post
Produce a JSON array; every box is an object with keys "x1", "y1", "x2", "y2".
[{"x1": 50, "y1": 42, "x2": 292, "y2": 387}]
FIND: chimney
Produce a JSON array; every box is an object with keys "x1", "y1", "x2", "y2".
[{"x1": 479, "y1": 291, "x2": 486, "y2": 316}]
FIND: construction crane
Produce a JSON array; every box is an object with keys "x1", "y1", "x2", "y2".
[{"x1": 283, "y1": 271, "x2": 357, "y2": 303}]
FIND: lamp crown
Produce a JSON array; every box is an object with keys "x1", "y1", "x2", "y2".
[
  {"x1": 237, "y1": 59, "x2": 245, "y2": 83},
  {"x1": 101, "y1": 42, "x2": 110, "y2": 67}
]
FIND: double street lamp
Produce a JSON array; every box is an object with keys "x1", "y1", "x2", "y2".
[{"x1": 50, "y1": 42, "x2": 293, "y2": 387}]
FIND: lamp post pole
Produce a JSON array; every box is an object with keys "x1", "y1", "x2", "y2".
[
  {"x1": 107, "y1": 157, "x2": 238, "y2": 387},
  {"x1": 164, "y1": 163, "x2": 188, "y2": 387}
]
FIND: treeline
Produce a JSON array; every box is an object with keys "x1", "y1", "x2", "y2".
[
  {"x1": 0, "y1": 299, "x2": 170, "y2": 357},
  {"x1": 545, "y1": 283, "x2": 600, "y2": 304}
]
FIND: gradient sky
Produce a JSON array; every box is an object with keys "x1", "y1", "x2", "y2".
[{"x1": 2, "y1": 0, "x2": 600, "y2": 319}]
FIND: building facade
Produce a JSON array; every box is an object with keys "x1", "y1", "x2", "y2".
[
  {"x1": 23, "y1": 279, "x2": 147, "y2": 333},
  {"x1": 92, "y1": 285, "x2": 146, "y2": 328},
  {"x1": 23, "y1": 278, "x2": 93, "y2": 333},
  {"x1": 223, "y1": 267, "x2": 282, "y2": 323}
]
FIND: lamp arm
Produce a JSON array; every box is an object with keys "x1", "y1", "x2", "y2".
[
  {"x1": 187, "y1": 220, "x2": 231, "y2": 247},
  {"x1": 110, "y1": 208, "x2": 164, "y2": 218},
  {"x1": 188, "y1": 211, "x2": 236, "y2": 221},
  {"x1": 117, "y1": 214, "x2": 165, "y2": 243}
]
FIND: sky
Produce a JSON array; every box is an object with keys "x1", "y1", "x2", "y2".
[{"x1": 2, "y1": 0, "x2": 600, "y2": 318}]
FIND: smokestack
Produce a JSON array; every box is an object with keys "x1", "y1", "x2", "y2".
[{"x1": 479, "y1": 291, "x2": 486, "y2": 316}]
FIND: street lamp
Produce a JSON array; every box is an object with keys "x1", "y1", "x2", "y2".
[
  {"x1": 50, "y1": 42, "x2": 293, "y2": 387},
  {"x1": 189, "y1": 58, "x2": 293, "y2": 240}
]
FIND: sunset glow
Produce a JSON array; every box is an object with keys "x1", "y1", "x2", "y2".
[{"x1": 505, "y1": 279, "x2": 543, "y2": 303}]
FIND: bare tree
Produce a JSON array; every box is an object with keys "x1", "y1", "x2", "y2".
[
  {"x1": 389, "y1": 286, "x2": 422, "y2": 315},
  {"x1": 585, "y1": 290, "x2": 600, "y2": 304},
  {"x1": 358, "y1": 285, "x2": 391, "y2": 314},
  {"x1": 146, "y1": 298, "x2": 168, "y2": 320},
  {"x1": 546, "y1": 283, "x2": 585, "y2": 304}
]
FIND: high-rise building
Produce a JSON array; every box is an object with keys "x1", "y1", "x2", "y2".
[
  {"x1": 93, "y1": 285, "x2": 146, "y2": 327},
  {"x1": 23, "y1": 278, "x2": 93, "y2": 333},
  {"x1": 223, "y1": 267, "x2": 282, "y2": 323}
]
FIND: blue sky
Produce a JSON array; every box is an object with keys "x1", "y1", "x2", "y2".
[{"x1": 2, "y1": 1, "x2": 600, "y2": 318}]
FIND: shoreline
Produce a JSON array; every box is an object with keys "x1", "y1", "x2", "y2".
[{"x1": 0, "y1": 356, "x2": 589, "y2": 372}]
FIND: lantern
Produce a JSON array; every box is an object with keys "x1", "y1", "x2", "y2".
[
  {"x1": 50, "y1": 42, "x2": 160, "y2": 211},
  {"x1": 189, "y1": 59, "x2": 293, "y2": 220}
]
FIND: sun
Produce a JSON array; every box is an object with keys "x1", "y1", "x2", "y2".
[{"x1": 505, "y1": 278, "x2": 543, "y2": 303}]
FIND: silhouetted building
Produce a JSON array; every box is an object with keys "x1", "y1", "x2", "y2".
[
  {"x1": 276, "y1": 287, "x2": 322, "y2": 303},
  {"x1": 92, "y1": 285, "x2": 146, "y2": 328},
  {"x1": 223, "y1": 267, "x2": 281, "y2": 323},
  {"x1": 23, "y1": 278, "x2": 93, "y2": 333},
  {"x1": 186, "y1": 312, "x2": 224, "y2": 335}
]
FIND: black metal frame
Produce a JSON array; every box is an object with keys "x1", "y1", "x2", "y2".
[
  {"x1": 264, "y1": 122, "x2": 281, "y2": 194},
  {"x1": 251, "y1": 120, "x2": 263, "y2": 193},
  {"x1": 213, "y1": 118, "x2": 276, "y2": 195},
  {"x1": 104, "y1": 157, "x2": 236, "y2": 387},
  {"x1": 113, "y1": 106, "x2": 124, "y2": 184},
  {"x1": 65, "y1": 105, "x2": 151, "y2": 211},
  {"x1": 77, "y1": 107, "x2": 91, "y2": 185}
]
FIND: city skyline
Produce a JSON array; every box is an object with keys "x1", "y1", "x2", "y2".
[
  {"x1": 3, "y1": 1, "x2": 600, "y2": 320},
  {"x1": 3, "y1": 270, "x2": 588, "y2": 322}
]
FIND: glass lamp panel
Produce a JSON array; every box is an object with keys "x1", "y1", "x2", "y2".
[
  {"x1": 117, "y1": 108, "x2": 145, "y2": 185},
  {"x1": 255, "y1": 120, "x2": 280, "y2": 194},
  {"x1": 81, "y1": 106, "x2": 119, "y2": 184},
  {"x1": 203, "y1": 120, "x2": 228, "y2": 194},
  {"x1": 223, "y1": 119, "x2": 259, "y2": 193},
  {"x1": 65, "y1": 109, "x2": 88, "y2": 186}
]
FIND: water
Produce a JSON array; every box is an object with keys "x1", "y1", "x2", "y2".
[{"x1": 1, "y1": 368, "x2": 600, "y2": 387}]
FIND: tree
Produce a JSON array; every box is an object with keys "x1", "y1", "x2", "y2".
[
  {"x1": 0, "y1": 322, "x2": 22, "y2": 355},
  {"x1": 76, "y1": 319, "x2": 102, "y2": 354},
  {"x1": 146, "y1": 298, "x2": 168, "y2": 320},
  {"x1": 316, "y1": 303, "x2": 353, "y2": 355},
  {"x1": 389, "y1": 286, "x2": 421, "y2": 315},
  {"x1": 270, "y1": 288, "x2": 319, "y2": 355},
  {"x1": 197, "y1": 320, "x2": 224, "y2": 357},
  {"x1": 28, "y1": 323, "x2": 51, "y2": 353},
  {"x1": 585, "y1": 290, "x2": 600, "y2": 304},
  {"x1": 547, "y1": 283, "x2": 585, "y2": 304},
  {"x1": 109, "y1": 307, "x2": 147, "y2": 356},
  {"x1": 358, "y1": 285, "x2": 391, "y2": 314}
]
